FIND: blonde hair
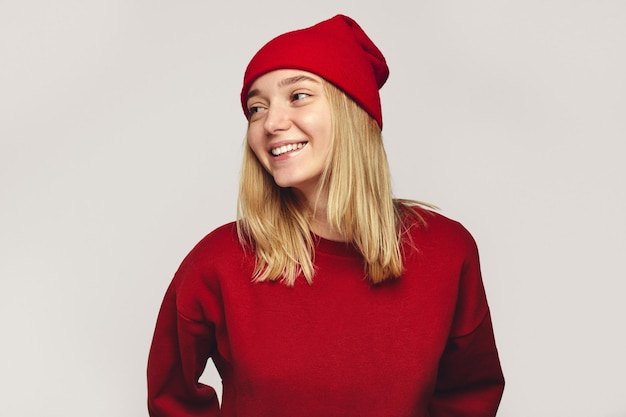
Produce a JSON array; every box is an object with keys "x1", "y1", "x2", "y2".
[{"x1": 237, "y1": 81, "x2": 426, "y2": 286}]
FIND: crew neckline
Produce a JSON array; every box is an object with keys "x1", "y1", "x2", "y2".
[{"x1": 312, "y1": 234, "x2": 362, "y2": 259}]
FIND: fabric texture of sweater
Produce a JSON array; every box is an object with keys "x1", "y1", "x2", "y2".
[{"x1": 147, "y1": 210, "x2": 504, "y2": 416}]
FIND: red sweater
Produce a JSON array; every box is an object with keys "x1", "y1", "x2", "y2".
[{"x1": 147, "y1": 211, "x2": 504, "y2": 416}]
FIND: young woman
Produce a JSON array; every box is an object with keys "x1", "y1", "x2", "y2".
[{"x1": 147, "y1": 14, "x2": 505, "y2": 417}]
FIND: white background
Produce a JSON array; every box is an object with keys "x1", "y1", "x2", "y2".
[{"x1": 1, "y1": 1, "x2": 624, "y2": 416}]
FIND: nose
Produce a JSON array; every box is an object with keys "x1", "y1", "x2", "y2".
[{"x1": 263, "y1": 103, "x2": 292, "y2": 134}]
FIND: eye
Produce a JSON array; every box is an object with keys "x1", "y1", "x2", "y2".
[
  {"x1": 291, "y1": 92, "x2": 310, "y2": 102},
  {"x1": 247, "y1": 105, "x2": 266, "y2": 118}
]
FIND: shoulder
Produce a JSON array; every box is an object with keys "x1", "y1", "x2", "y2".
[
  {"x1": 166, "y1": 222, "x2": 245, "y2": 321},
  {"x1": 174, "y1": 222, "x2": 247, "y2": 281},
  {"x1": 192, "y1": 222, "x2": 241, "y2": 254},
  {"x1": 401, "y1": 208, "x2": 489, "y2": 336},
  {"x1": 399, "y1": 205, "x2": 481, "y2": 273},
  {"x1": 171, "y1": 222, "x2": 251, "y2": 316},
  {"x1": 402, "y1": 206, "x2": 477, "y2": 252},
  {"x1": 428, "y1": 210, "x2": 476, "y2": 246}
]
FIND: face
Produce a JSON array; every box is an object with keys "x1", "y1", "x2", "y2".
[{"x1": 245, "y1": 69, "x2": 332, "y2": 200}]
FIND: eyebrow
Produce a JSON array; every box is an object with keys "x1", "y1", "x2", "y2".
[
  {"x1": 279, "y1": 75, "x2": 319, "y2": 88},
  {"x1": 246, "y1": 75, "x2": 321, "y2": 100}
]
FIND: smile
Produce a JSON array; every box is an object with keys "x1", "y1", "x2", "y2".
[{"x1": 270, "y1": 142, "x2": 307, "y2": 157}]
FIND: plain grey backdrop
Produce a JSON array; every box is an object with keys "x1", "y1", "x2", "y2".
[{"x1": 1, "y1": 1, "x2": 624, "y2": 416}]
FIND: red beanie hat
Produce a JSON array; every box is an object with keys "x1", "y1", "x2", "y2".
[{"x1": 241, "y1": 14, "x2": 389, "y2": 129}]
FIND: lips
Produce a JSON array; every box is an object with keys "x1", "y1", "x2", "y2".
[{"x1": 270, "y1": 142, "x2": 307, "y2": 157}]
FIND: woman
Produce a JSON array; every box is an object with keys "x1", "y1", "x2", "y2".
[{"x1": 147, "y1": 14, "x2": 504, "y2": 417}]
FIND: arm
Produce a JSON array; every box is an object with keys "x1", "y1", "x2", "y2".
[
  {"x1": 429, "y1": 227, "x2": 505, "y2": 416},
  {"x1": 429, "y1": 310, "x2": 505, "y2": 416},
  {"x1": 147, "y1": 281, "x2": 220, "y2": 417}
]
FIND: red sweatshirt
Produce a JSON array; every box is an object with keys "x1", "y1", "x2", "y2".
[{"x1": 147, "y1": 211, "x2": 504, "y2": 416}]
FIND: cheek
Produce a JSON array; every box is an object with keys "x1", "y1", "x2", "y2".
[
  {"x1": 246, "y1": 131, "x2": 264, "y2": 158},
  {"x1": 305, "y1": 107, "x2": 332, "y2": 148},
  {"x1": 311, "y1": 120, "x2": 332, "y2": 153},
  {"x1": 246, "y1": 133, "x2": 272, "y2": 172}
]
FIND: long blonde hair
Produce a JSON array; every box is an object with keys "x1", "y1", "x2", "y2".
[{"x1": 237, "y1": 81, "x2": 426, "y2": 286}]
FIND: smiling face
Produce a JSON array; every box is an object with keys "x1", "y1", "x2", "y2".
[{"x1": 245, "y1": 69, "x2": 332, "y2": 201}]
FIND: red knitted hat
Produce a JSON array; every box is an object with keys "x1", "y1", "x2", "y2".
[{"x1": 241, "y1": 14, "x2": 389, "y2": 129}]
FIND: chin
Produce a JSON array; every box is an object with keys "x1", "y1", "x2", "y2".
[
  {"x1": 271, "y1": 174, "x2": 302, "y2": 189},
  {"x1": 273, "y1": 180, "x2": 300, "y2": 189}
]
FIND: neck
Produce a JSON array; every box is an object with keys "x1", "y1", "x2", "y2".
[
  {"x1": 294, "y1": 187, "x2": 347, "y2": 242},
  {"x1": 310, "y1": 212, "x2": 346, "y2": 242}
]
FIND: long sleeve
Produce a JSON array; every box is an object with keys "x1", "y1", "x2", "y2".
[
  {"x1": 147, "y1": 280, "x2": 220, "y2": 417},
  {"x1": 429, "y1": 310, "x2": 505, "y2": 416},
  {"x1": 428, "y1": 227, "x2": 505, "y2": 416}
]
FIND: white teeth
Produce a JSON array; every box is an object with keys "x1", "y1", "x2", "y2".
[{"x1": 271, "y1": 142, "x2": 305, "y2": 156}]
